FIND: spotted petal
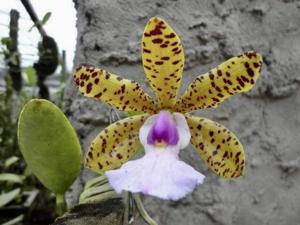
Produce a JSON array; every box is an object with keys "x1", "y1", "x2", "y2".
[
  {"x1": 174, "y1": 51, "x2": 262, "y2": 113},
  {"x1": 142, "y1": 17, "x2": 184, "y2": 108},
  {"x1": 186, "y1": 114, "x2": 245, "y2": 178},
  {"x1": 74, "y1": 66, "x2": 158, "y2": 113},
  {"x1": 85, "y1": 114, "x2": 149, "y2": 172}
]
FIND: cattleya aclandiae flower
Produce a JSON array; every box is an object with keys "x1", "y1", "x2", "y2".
[{"x1": 74, "y1": 17, "x2": 262, "y2": 200}]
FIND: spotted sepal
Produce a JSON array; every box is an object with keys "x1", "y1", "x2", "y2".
[
  {"x1": 175, "y1": 51, "x2": 263, "y2": 113},
  {"x1": 186, "y1": 114, "x2": 245, "y2": 179},
  {"x1": 142, "y1": 17, "x2": 184, "y2": 108},
  {"x1": 74, "y1": 65, "x2": 158, "y2": 113},
  {"x1": 85, "y1": 114, "x2": 149, "y2": 173}
]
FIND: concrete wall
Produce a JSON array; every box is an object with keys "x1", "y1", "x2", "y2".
[{"x1": 64, "y1": 0, "x2": 300, "y2": 224}]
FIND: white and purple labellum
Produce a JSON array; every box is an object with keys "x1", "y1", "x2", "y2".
[{"x1": 147, "y1": 111, "x2": 179, "y2": 146}]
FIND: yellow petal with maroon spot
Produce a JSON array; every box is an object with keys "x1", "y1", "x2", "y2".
[
  {"x1": 85, "y1": 114, "x2": 149, "y2": 173},
  {"x1": 142, "y1": 17, "x2": 184, "y2": 108},
  {"x1": 174, "y1": 51, "x2": 263, "y2": 113},
  {"x1": 73, "y1": 65, "x2": 158, "y2": 113},
  {"x1": 186, "y1": 114, "x2": 245, "y2": 179}
]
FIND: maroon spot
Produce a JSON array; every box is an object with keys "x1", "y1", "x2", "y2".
[
  {"x1": 92, "y1": 72, "x2": 98, "y2": 78},
  {"x1": 94, "y1": 78, "x2": 99, "y2": 84},
  {"x1": 116, "y1": 153, "x2": 123, "y2": 159},
  {"x1": 236, "y1": 77, "x2": 245, "y2": 87},
  {"x1": 161, "y1": 56, "x2": 170, "y2": 60},
  {"x1": 209, "y1": 74, "x2": 214, "y2": 80},
  {"x1": 253, "y1": 62, "x2": 260, "y2": 68},
  {"x1": 244, "y1": 62, "x2": 250, "y2": 68},
  {"x1": 105, "y1": 73, "x2": 110, "y2": 79},
  {"x1": 223, "y1": 151, "x2": 228, "y2": 158},
  {"x1": 172, "y1": 47, "x2": 179, "y2": 52},
  {"x1": 80, "y1": 81, "x2": 84, "y2": 87},
  {"x1": 155, "y1": 61, "x2": 164, "y2": 65},
  {"x1": 241, "y1": 75, "x2": 249, "y2": 83},
  {"x1": 144, "y1": 65, "x2": 152, "y2": 70},
  {"x1": 150, "y1": 24, "x2": 164, "y2": 35},
  {"x1": 98, "y1": 163, "x2": 103, "y2": 169},
  {"x1": 247, "y1": 68, "x2": 255, "y2": 77},
  {"x1": 121, "y1": 84, "x2": 126, "y2": 93},
  {"x1": 172, "y1": 60, "x2": 180, "y2": 65},
  {"x1": 215, "y1": 86, "x2": 222, "y2": 92},
  {"x1": 144, "y1": 32, "x2": 151, "y2": 37},
  {"x1": 94, "y1": 92, "x2": 102, "y2": 98},
  {"x1": 212, "y1": 97, "x2": 219, "y2": 102},
  {"x1": 160, "y1": 44, "x2": 168, "y2": 48},
  {"x1": 146, "y1": 59, "x2": 152, "y2": 63},
  {"x1": 174, "y1": 49, "x2": 182, "y2": 55},
  {"x1": 143, "y1": 48, "x2": 151, "y2": 53},
  {"x1": 226, "y1": 72, "x2": 231, "y2": 77},
  {"x1": 217, "y1": 70, "x2": 222, "y2": 76},
  {"x1": 171, "y1": 41, "x2": 178, "y2": 46},
  {"x1": 165, "y1": 33, "x2": 176, "y2": 38},
  {"x1": 152, "y1": 38, "x2": 163, "y2": 44},
  {"x1": 245, "y1": 51, "x2": 257, "y2": 59},
  {"x1": 75, "y1": 78, "x2": 80, "y2": 86},
  {"x1": 86, "y1": 83, "x2": 93, "y2": 94}
]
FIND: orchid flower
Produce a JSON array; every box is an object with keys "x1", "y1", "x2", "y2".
[{"x1": 73, "y1": 17, "x2": 262, "y2": 200}]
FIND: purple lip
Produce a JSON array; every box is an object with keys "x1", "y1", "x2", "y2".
[{"x1": 147, "y1": 111, "x2": 179, "y2": 146}]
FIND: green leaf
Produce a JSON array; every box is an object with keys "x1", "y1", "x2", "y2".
[
  {"x1": 18, "y1": 99, "x2": 82, "y2": 195},
  {"x1": 0, "y1": 188, "x2": 21, "y2": 207},
  {"x1": 0, "y1": 173, "x2": 25, "y2": 184},
  {"x1": 41, "y1": 12, "x2": 51, "y2": 25},
  {"x1": 28, "y1": 12, "x2": 51, "y2": 32},
  {"x1": 2, "y1": 214, "x2": 24, "y2": 225},
  {"x1": 1, "y1": 37, "x2": 12, "y2": 48},
  {"x1": 23, "y1": 66, "x2": 37, "y2": 86},
  {"x1": 5, "y1": 156, "x2": 19, "y2": 168}
]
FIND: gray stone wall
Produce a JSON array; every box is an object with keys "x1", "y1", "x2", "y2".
[{"x1": 64, "y1": 0, "x2": 300, "y2": 224}]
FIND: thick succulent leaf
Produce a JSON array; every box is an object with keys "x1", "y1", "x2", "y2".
[
  {"x1": 18, "y1": 99, "x2": 82, "y2": 195},
  {"x1": 175, "y1": 51, "x2": 262, "y2": 113},
  {"x1": 0, "y1": 188, "x2": 21, "y2": 207},
  {"x1": 0, "y1": 173, "x2": 24, "y2": 184},
  {"x1": 74, "y1": 65, "x2": 157, "y2": 113},
  {"x1": 142, "y1": 17, "x2": 184, "y2": 108},
  {"x1": 85, "y1": 114, "x2": 149, "y2": 172},
  {"x1": 186, "y1": 114, "x2": 245, "y2": 178}
]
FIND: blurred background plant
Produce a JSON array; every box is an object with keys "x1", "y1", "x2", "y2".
[{"x1": 0, "y1": 1, "x2": 70, "y2": 224}]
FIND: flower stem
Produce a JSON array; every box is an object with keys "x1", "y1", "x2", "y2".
[
  {"x1": 133, "y1": 193, "x2": 158, "y2": 225},
  {"x1": 56, "y1": 193, "x2": 67, "y2": 216}
]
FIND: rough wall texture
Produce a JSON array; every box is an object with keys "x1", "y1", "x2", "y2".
[{"x1": 64, "y1": 0, "x2": 300, "y2": 224}]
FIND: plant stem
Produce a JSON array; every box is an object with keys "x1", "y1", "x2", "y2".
[
  {"x1": 133, "y1": 193, "x2": 158, "y2": 225},
  {"x1": 56, "y1": 193, "x2": 67, "y2": 216}
]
